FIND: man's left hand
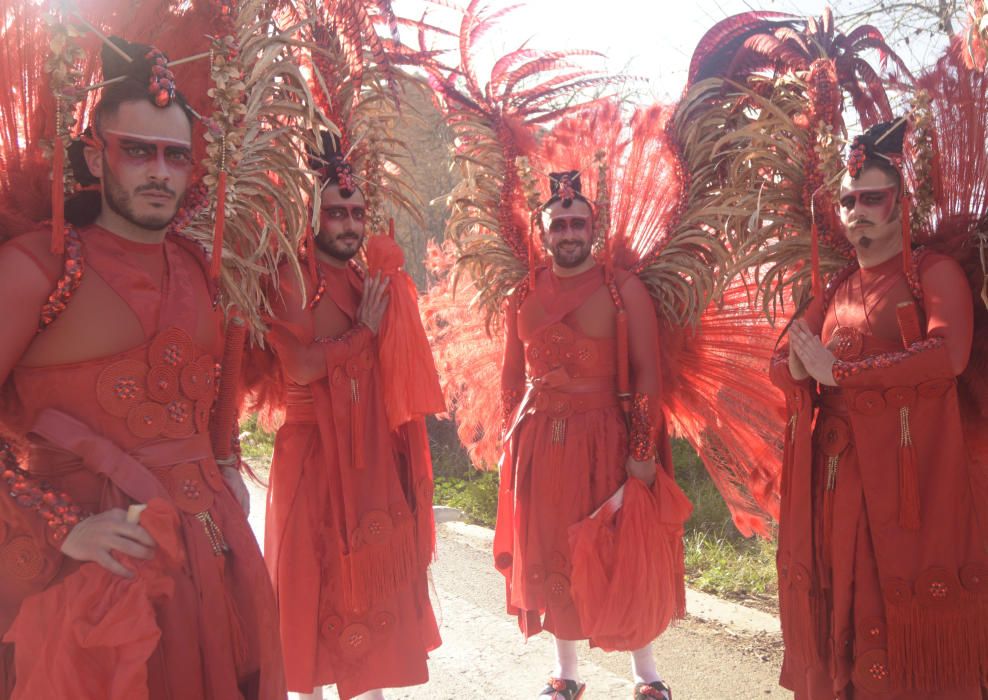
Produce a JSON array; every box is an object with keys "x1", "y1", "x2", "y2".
[
  {"x1": 789, "y1": 320, "x2": 838, "y2": 386},
  {"x1": 626, "y1": 456, "x2": 657, "y2": 486},
  {"x1": 222, "y1": 466, "x2": 250, "y2": 516}
]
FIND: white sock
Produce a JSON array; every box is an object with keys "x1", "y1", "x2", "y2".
[
  {"x1": 630, "y1": 643, "x2": 663, "y2": 686},
  {"x1": 352, "y1": 690, "x2": 385, "y2": 700},
  {"x1": 552, "y1": 637, "x2": 580, "y2": 682},
  {"x1": 294, "y1": 690, "x2": 324, "y2": 700}
]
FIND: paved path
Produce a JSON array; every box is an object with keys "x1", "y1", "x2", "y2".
[{"x1": 246, "y1": 483, "x2": 789, "y2": 700}]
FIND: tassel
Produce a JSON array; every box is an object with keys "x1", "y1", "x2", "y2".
[
  {"x1": 388, "y1": 217, "x2": 395, "y2": 239},
  {"x1": 898, "y1": 406, "x2": 921, "y2": 530},
  {"x1": 343, "y1": 517, "x2": 416, "y2": 613},
  {"x1": 900, "y1": 193, "x2": 913, "y2": 279},
  {"x1": 616, "y1": 310, "x2": 630, "y2": 414},
  {"x1": 528, "y1": 216, "x2": 537, "y2": 290},
  {"x1": 350, "y1": 378, "x2": 363, "y2": 470},
  {"x1": 810, "y1": 218, "x2": 823, "y2": 301},
  {"x1": 51, "y1": 136, "x2": 65, "y2": 255},
  {"x1": 306, "y1": 230, "x2": 318, "y2": 282},
  {"x1": 822, "y1": 455, "x2": 839, "y2": 573},
  {"x1": 210, "y1": 170, "x2": 227, "y2": 279}
]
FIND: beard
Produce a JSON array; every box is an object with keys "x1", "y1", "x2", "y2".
[
  {"x1": 549, "y1": 239, "x2": 591, "y2": 268},
  {"x1": 316, "y1": 230, "x2": 363, "y2": 261},
  {"x1": 103, "y1": 164, "x2": 180, "y2": 231}
]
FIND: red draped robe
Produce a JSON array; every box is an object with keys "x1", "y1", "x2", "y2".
[
  {"x1": 262, "y1": 259, "x2": 440, "y2": 699},
  {"x1": 773, "y1": 250, "x2": 987, "y2": 699},
  {"x1": 0, "y1": 225, "x2": 284, "y2": 700},
  {"x1": 495, "y1": 263, "x2": 690, "y2": 643}
]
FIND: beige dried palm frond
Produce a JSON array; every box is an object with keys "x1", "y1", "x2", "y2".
[
  {"x1": 665, "y1": 75, "x2": 851, "y2": 324},
  {"x1": 180, "y1": 0, "x2": 330, "y2": 338}
]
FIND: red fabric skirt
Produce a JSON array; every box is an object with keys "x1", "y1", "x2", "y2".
[{"x1": 265, "y1": 408, "x2": 439, "y2": 698}]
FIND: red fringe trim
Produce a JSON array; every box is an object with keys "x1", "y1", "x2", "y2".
[
  {"x1": 50, "y1": 140, "x2": 65, "y2": 255},
  {"x1": 810, "y1": 219, "x2": 822, "y2": 301},
  {"x1": 887, "y1": 596, "x2": 988, "y2": 690},
  {"x1": 342, "y1": 517, "x2": 417, "y2": 613},
  {"x1": 210, "y1": 170, "x2": 227, "y2": 279},
  {"x1": 901, "y1": 194, "x2": 913, "y2": 280},
  {"x1": 897, "y1": 407, "x2": 921, "y2": 530},
  {"x1": 350, "y1": 379, "x2": 364, "y2": 470}
]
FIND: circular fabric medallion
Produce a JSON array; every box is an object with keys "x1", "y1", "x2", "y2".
[
  {"x1": 1, "y1": 536, "x2": 46, "y2": 580},
  {"x1": 149, "y1": 327, "x2": 194, "y2": 370},
  {"x1": 147, "y1": 365, "x2": 180, "y2": 403},
  {"x1": 163, "y1": 399, "x2": 196, "y2": 439},
  {"x1": 359, "y1": 510, "x2": 394, "y2": 546},
  {"x1": 126, "y1": 402, "x2": 167, "y2": 439},
  {"x1": 96, "y1": 360, "x2": 149, "y2": 417},
  {"x1": 828, "y1": 326, "x2": 863, "y2": 361},
  {"x1": 339, "y1": 623, "x2": 371, "y2": 659},
  {"x1": 167, "y1": 462, "x2": 214, "y2": 514}
]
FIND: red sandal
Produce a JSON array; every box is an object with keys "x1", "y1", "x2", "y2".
[
  {"x1": 539, "y1": 677, "x2": 586, "y2": 699},
  {"x1": 634, "y1": 680, "x2": 672, "y2": 700}
]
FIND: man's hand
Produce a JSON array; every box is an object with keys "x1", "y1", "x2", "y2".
[
  {"x1": 626, "y1": 456, "x2": 657, "y2": 486},
  {"x1": 788, "y1": 336, "x2": 810, "y2": 381},
  {"x1": 222, "y1": 466, "x2": 250, "y2": 516},
  {"x1": 60, "y1": 508, "x2": 155, "y2": 578},
  {"x1": 356, "y1": 273, "x2": 390, "y2": 335},
  {"x1": 789, "y1": 320, "x2": 838, "y2": 386}
]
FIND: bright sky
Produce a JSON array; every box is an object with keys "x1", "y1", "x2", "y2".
[{"x1": 393, "y1": 0, "x2": 949, "y2": 101}]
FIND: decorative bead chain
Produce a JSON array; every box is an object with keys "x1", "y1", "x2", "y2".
[{"x1": 1, "y1": 440, "x2": 85, "y2": 542}]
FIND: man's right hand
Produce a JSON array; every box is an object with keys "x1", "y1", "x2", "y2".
[
  {"x1": 788, "y1": 339, "x2": 810, "y2": 380},
  {"x1": 60, "y1": 508, "x2": 156, "y2": 578},
  {"x1": 356, "y1": 272, "x2": 390, "y2": 334}
]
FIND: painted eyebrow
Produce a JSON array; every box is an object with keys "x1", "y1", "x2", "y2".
[{"x1": 103, "y1": 129, "x2": 192, "y2": 148}]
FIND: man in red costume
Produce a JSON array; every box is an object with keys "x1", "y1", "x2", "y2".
[
  {"x1": 496, "y1": 172, "x2": 688, "y2": 700},
  {"x1": 260, "y1": 135, "x2": 440, "y2": 700},
  {"x1": 773, "y1": 121, "x2": 987, "y2": 698},
  {"x1": 0, "y1": 41, "x2": 284, "y2": 699}
]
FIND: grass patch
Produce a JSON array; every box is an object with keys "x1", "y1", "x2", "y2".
[
  {"x1": 434, "y1": 471, "x2": 499, "y2": 527},
  {"x1": 673, "y1": 439, "x2": 777, "y2": 599},
  {"x1": 239, "y1": 414, "x2": 275, "y2": 479}
]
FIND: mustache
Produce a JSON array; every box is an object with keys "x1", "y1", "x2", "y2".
[{"x1": 136, "y1": 182, "x2": 176, "y2": 197}]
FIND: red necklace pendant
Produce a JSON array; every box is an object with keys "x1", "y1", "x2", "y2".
[{"x1": 828, "y1": 326, "x2": 864, "y2": 361}]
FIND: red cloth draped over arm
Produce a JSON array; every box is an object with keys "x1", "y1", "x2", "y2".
[
  {"x1": 364, "y1": 236, "x2": 445, "y2": 429},
  {"x1": 500, "y1": 295, "x2": 526, "y2": 431}
]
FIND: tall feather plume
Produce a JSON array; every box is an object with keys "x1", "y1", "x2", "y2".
[
  {"x1": 678, "y1": 10, "x2": 906, "y2": 322},
  {"x1": 423, "y1": 0, "x2": 616, "y2": 329}
]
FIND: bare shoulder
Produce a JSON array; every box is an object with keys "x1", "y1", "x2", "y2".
[{"x1": 0, "y1": 229, "x2": 61, "y2": 301}]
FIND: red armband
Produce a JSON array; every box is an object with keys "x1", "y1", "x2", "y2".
[{"x1": 630, "y1": 393, "x2": 656, "y2": 461}]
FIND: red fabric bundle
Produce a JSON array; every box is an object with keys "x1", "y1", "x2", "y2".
[
  {"x1": 568, "y1": 473, "x2": 691, "y2": 651},
  {"x1": 365, "y1": 235, "x2": 445, "y2": 430},
  {"x1": 3, "y1": 499, "x2": 184, "y2": 700}
]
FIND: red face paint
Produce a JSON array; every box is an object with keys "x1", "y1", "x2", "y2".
[
  {"x1": 101, "y1": 130, "x2": 194, "y2": 174},
  {"x1": 838, "y1": 183, "x2": 898, "y2": 224}
]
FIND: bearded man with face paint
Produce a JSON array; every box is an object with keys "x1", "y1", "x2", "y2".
[
  {"x1": 0, "y1": 38, "x2": 285, "y2": 699},
  {"x1": 255, "y1": 133, "x2": 441, "y2": 700},
  {"x1": 495, "y1": 172, "x2": 683, "y2": 700},
  {"x1": 772, "y1": 121, "x2": 986, "y2": 698}
]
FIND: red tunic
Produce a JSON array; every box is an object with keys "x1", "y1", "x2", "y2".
[
  {"x1": 263, "y1": 260, "x2": 440, "y2": 698},
  {"x1": 773, "y1": 251, "x2": 987, "y2": 699},
  {"x1": 0, "y1": 226, "x2": 284, "y2": 699},
  {"x1": 495, "y1": 264, "x2": 690, "y2": 644}
]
